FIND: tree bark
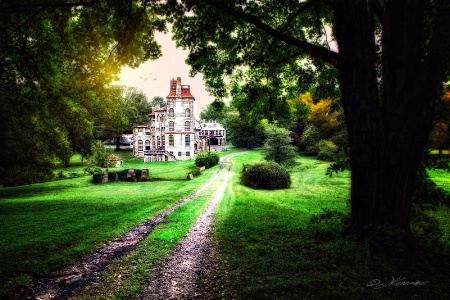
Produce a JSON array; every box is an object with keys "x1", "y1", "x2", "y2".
[{"x1": 333, "y1": 0, "x2": 448, "y2": 241}]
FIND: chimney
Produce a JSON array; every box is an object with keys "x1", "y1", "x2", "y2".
[{"x1": 176, "y1": 76, "x2": 181, "y2": 96}]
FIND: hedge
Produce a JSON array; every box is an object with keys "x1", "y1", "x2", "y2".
[{"x1": 241, "y1": 162, "x2": 291, "y2": 190}]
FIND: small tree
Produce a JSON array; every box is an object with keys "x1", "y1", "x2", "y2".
[
  {"x1": 262, "y1": 125, "x2": 298, "y2": 168},
  {"x1": 91, "y1": 140, "x2": 112, "y2": 168},
  {"x1": 300, "y1": 124, "x2": 321, "y2": 153}
]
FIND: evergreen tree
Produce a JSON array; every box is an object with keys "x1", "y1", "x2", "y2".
[{"x1": 262, "y1": 125, "x2": 298, "y2": 168}]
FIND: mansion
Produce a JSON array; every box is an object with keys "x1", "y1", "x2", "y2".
[{"x1": 133, "y1": 77, "x2": 226, "y2": 161}]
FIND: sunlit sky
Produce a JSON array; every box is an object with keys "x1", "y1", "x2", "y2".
[{"x1": 117, "y1": 30, "x2": 214, "y2": 118}]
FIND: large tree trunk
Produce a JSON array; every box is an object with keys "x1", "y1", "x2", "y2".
[{"x1": 332, "y1": 1, "x2": 447, "y2": 243}]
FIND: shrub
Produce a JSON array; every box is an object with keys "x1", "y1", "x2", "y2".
[
  {"x1": 84, "y1": 166, "x2": 103, "y2": 175},
  {"x1": 195, "y1": 152, "x2": 220, "y2": 169},
  {"x1": 241, "y1": 162, "x2": 291, "y2": 189},
  {"x1": 56, "y1": 171, "x2": 67, "y2": 179},
  {"x1": 316, "y1": 139, "x2": 338, "y2": 161},
  {"x1": 192, "y1": 167, "x2": 201, "y2": 177},
  {"x1": 92, "y1": 173, "x2": 103, "y2": 184},
  {"x1": 424, "y1": 157, "x2": 450, "y2": 170},
  {"x1": 69, "y1": 172, "x2": 81, "y2": 178}
]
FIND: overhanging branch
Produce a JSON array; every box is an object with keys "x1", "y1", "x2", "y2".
[{"x1": 199, "y1": 0, "x2": 342, "y2": 67}]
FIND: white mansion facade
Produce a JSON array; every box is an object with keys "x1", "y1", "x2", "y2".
[{"x1": 133, "y1": 77, "x2": 226, "y2": 161}]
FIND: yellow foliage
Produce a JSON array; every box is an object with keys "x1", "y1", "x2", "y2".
[
  {"x1": 308, "y1": 99, "x2": 342, "y2": 138},
  {"x1": 287, "y1": 92, "x2": 314, "y2": 115}
]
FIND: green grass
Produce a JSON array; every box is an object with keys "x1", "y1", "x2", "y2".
[
  {"x1": 212, "y1": 151, "x2": 450, "y2": 300},
  {"x1": 0, "y1": 156, "x2": 220, "y2": 297},
  {"x1": 2, "y1": 149, "x2": 450, "y2": 299}
]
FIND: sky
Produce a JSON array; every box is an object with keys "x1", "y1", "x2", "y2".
[{"x1": 117, "y1": 30, "x2": 214, "y2": 118}]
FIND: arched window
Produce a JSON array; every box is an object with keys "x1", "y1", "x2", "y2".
[
  {"x1": 169, "y1": 108, "x2": 174, "y2": 117},
  {"x1": 145, "y1": 140, "x2": 150, "y2": 150},
  {"x1": 185, "y1": 121, "x2": 190, "y2": 131},
  {"x1": 169, "y1": 135, "x2": 174, "y2": 146},
  {"x1": 185, "y1": 135, "x2": 190, "y2": 146},
  {"x1": 169, "y1": 121, "x2": 174, "y2": 131},
  {"x1": 138, "y1": 140, "x2": 143, "y2": 151},
  {"x1": 161, "y1": 115, "x2": 164, "y2": 123},
  {"x1": 157, "y1": 136, "x2": 161, "y2": 148},
  {"x1": 185, "y1": 108, "x2": 190, "y2": 117}
]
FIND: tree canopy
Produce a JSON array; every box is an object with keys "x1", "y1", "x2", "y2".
[{"x1": 0, "y1": 0, "x2": 164, "y2": 185}]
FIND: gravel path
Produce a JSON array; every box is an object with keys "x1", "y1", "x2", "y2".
[
  {"x1": 136, "y1": 156, "x2": 234, "y2": 300},
  {"x1": 14, "y1": 157, "x2": 230, "y2": 300}
]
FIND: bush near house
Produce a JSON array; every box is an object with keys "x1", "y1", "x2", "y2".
[
  {"x1": 195, "y1": 151, "x2": 220, "y2": 169},
  {"x1": 241, "y1": 162, "x2": 291, "y2": 189}
]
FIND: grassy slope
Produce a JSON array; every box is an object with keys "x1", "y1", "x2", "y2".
[
  {"x1": 0, "y1": 154, "x2": 219, "y2": 295},
  {"x1": 214, "y1": 151, "x2": 450, "y2": 300},
  {"x1": 1, "y1": 149, "x2": 449, "y2": 299}
]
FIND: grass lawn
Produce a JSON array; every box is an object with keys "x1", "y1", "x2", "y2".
[
  {"x1": 0, "y1": 154, "x2": 220, "y2": 297},
  {"x1": 213, "y1": 151, "x2": 450, "y2": 299},
  {"x1": 2, "y1": 148, "x2": 450, "y2": 299}
]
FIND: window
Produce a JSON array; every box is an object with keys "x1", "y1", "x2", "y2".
[
  {"x1": 138, "y1": 140, "x2": 143, "y2": 151},
  {"x1": 145, "y1": 130, "x2": 150, "y2": 136},
  {"x1": 157, "y1": 136, "x2": 161, "y2": 148},
  {"x1": 178, "y1": 152, "x2": 182, "y2": 156},
  {"x1": 145, "y1": 140, "x2": 150, "y2": 150},
  {"x1": 185, "y1": 108, "x2": 190, "y2": 117},
  {"x1": 169, "y1": 121, "x2": 174, "y2": 131},
  {"x1": 168, "y1": 135, "x2": 174, "y2": 146},
  {"x1": 185, "y1": 121, "x2": 190, "y2": 131},
  {"x1": 169, "y1": 108, "x2": 174, "y2": 117},
  {"x1": 185, "y1": 135, "x2": 190, "y2": 146},
  {"x1": 186, "y1": 151, "x2": 190, "y2": 156}
]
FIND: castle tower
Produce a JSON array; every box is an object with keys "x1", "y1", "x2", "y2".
[{"x1": 165, "y1": 77, "x2": 195, "y2": 160}]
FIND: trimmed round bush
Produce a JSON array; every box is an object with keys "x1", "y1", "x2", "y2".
[
  {"x1": 241, "y1": 162, "x2": 291, "y2": 190},
  {"x1": 195, "y1": 151, "x2": 220, "y2": 169}
]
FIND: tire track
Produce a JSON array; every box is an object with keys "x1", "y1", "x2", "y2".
[{"x1": 136, "y1": 153, "x2": 241, "y2": 300}]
